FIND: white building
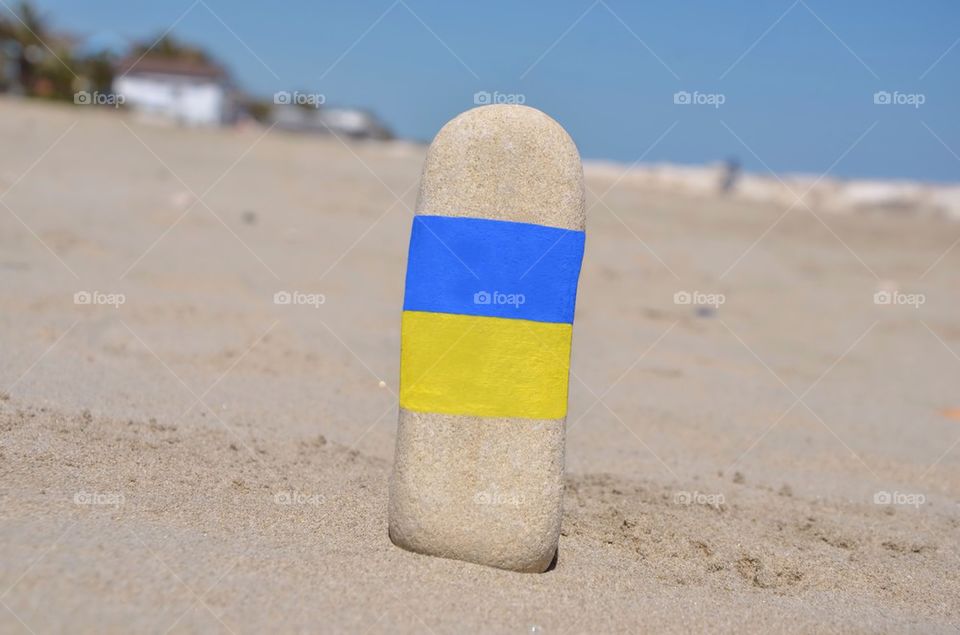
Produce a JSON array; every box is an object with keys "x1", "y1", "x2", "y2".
[
  {"x1": 270, "y1": 104, "x2": 392, "y2": 140},
  {"x1": 113, "y1": 57, "x2": 234, "y2": 127}
]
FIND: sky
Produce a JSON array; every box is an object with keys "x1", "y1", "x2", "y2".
[{"x1": 22, "y1": 0, "x2": 960, "y2": 182}]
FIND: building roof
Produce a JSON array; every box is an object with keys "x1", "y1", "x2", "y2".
[{"x1": 116, "y1": 56, "x2": 228, "y2": 80}]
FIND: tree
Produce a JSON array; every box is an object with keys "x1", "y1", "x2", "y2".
[
  {"x1": 0, "y1": 1, "x2": 118, "y2": 100},
  {"x1": 1, "y1": 1, "x2": 49, "y2": 92},
  {"x1": 80, "y1": 50, "x2": 114, "y2": 93},
  {"x1": 131, "y1": 35, "x2": 212, "y2": 63}
]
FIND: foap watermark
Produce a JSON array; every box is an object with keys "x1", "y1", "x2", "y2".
[
  {"x1": 674, "y1": 490, "x2": 725, "y2": 508},
  {"x1": 473, "y1": 290, "x2": 525, "y2": 309},
  {"x1": 74, "y1": 90, "x2": 125, "y2": 108},
  {"x1": 74, "y1": 490, "x2": 125, "y2": 507},
  {"x1": 274, "y1": 290, "x2": 325, "y2": 308},
  {"x1": 873, "y1": 91, "x2": 925, "y2": 108},
  {"x1": 274, "y1": 90, "x2": 326, "y2": 108},
  {"x1": 474, "y1": 90, "x2": 526, "y2": 106},
  {"x1": 874, "y1": 290, "x2": 925, "y2": 309},
  {"x1": 274, "y1": 490, "x2": 326, "y2": 506},
  {"x1": 74, "y1": 290, "x2": 125, "y2": 308},
  {"x1": 874, "y1": 490, "x2": 925, "y2": 508},
  {"x1": 474, "y1": 486, "x2": 525, "y2": 508},
  {"x1": 674, "y1": 290, "x2": 725, "y2": 308},
  {"x1": 674, "y1": 90, "x2": 725, "y2": 108}
]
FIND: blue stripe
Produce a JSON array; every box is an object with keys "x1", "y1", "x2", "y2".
[{"x1": 403, "y1": 215, "x2": 585, "y2": 324}]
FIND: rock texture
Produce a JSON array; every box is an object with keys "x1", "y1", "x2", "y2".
[{"x1": 389, "y1": 105, "x2": 585, "y2": 572}]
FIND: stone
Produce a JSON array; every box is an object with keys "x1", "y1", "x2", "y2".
[{"x1": 388, "y1": 105, "x2": 586, "y2": 572}]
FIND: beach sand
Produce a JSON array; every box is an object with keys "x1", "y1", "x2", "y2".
[{"x1": 1, "y1": 96, "x2": 958, "y2": 633}]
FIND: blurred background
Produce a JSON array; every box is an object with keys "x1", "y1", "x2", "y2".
[{"x1": 3, "y1": 0, "x2": 959, "y2": 182}]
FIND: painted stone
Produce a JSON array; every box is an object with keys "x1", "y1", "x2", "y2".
[{"x1": 389, "y1": 105, "x2": 586, "y2": 572}]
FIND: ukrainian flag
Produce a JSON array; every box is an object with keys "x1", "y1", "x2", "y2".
[{"x1": 400, "y1": 215, "x2": 585, "y2": 420}]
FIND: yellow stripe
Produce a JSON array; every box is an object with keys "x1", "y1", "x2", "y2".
[{"x1": 400, "y1": 311, "x2": 571, "y2": 420}]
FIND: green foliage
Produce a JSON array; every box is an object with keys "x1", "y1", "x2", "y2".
[
  {"x1": 131, "y1": 34, "x2": 211, "y2": 63},
  {"x1": 245, "y1": 98, "x2": 273, "y2": 123},
  {"x1": 0, "y1": 1, "x2": 78, "y2": 99},
  {"x1": 0, "y1": 2, "x2": 219, "y2": 103}
]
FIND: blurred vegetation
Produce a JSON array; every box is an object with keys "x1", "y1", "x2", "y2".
[
  {"x1": 0, "y1": 1, "x2": 113, "y2": 99},
  {"x1": 244, "y1": 99, "x2": 273, "y2": 123},
  {"x1": 129, "y1": 34, "x2": 212, "y2": 64},
  {"x1": 0, "y1": 1, "x2": 225, "y2": 104},
  {"x1": 0, "y1": 1, "x2": 392, "y2": 136}
]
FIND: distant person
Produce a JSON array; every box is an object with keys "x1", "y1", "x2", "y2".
[{"x1": 720, "y1": 156, "x2": 741, "y2": 194}]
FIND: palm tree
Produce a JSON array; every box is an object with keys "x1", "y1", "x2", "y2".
[
  {"x1": 0, "y1": 16, "x2": 11, "y2": 90},
  {"x1": 0, "y1": 1, "x2": 63, "y2": 95},
  {"x1": 0, "y1": 14, "x2": 13, "y2": 41},
  {"x1": 4, "y1": 1, "x2": 48, "y2": 92},
  {"x1": 0, "y1": 2, "x2": 114, "y2": 100},
  {"x1": 80, "y1": 50, "x2": 114, "y2": 93}
]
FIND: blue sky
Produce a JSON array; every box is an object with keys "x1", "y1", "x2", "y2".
[{"x1": 24, "y1": 0, "x2": 960, "y2": 181}]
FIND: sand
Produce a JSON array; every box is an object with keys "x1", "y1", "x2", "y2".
[{"x1": 1, "y1": 96, "x2": 959, "y2": 633}]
